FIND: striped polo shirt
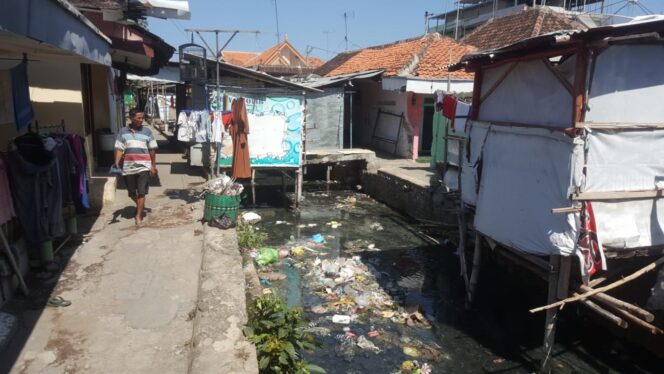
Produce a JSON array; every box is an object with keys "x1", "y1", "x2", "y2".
[{"x1": 114, "y1": 125, "x2": 158, "y2": 175}]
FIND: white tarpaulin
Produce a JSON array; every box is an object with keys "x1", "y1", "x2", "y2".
[
  {"x1": 478, "y1": 59, "x2": 573, "y2": 128},
  {"x1": 584, "y1": 129, "x2": 664, "y2": 193},
  {"x1": 461, "y1": 121, "x2": 490, "y2": 205},
  {"x1": 247, "y1": 114, "x2": 288, "y2": 160},
  {"x1": 586, "y1": 44, "x2": 664, "y2": 124},
  {"x1": 473, "y1": 125, "x2": 582, "y2": 256},
  {"x1": 593, "y1": 199, "x2": 664, "y2": 249}
]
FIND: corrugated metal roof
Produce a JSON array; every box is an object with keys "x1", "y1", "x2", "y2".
[{"x1": 300, "y1": 70, "x2": 384, "y2": 88}]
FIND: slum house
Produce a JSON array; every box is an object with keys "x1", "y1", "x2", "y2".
[
  {"x1": 436, "y1": 6, "x2": 588, "y2": 186},
  {"x1": 449, "y1": 16, "x2": 664, "y2": 362},
  {"x1": 221, "y1": 38, "x2": 325, "y2": 78},
  {"x1": 69, "y1": 0, "x2": 190, "y2": 164},
  {"x1": 314, "y1": 33, "x2": 475, "y2": 160},
  {"x1": 173, "y1": 49, "x2": 320, "y2": 204},
  {"x1": 0, "y1": 0, "x2": 113, "y2": 307},
  {"x1": 0, "y1": 0, "x2": 181, "y2": 307}
]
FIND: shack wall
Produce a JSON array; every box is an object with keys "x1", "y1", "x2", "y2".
[{"x1": 305, "y1": 88, "x2": 344, "y2": 150}]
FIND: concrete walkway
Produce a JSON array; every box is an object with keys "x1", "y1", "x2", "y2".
[{"x1": 4, "y1": 131, "x2": 256, "y2": 373}]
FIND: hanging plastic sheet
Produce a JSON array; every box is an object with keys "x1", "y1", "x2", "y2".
[
  {"x1": 472, "y1": 125, "x2": 583, "y2": 256},
  {"x1": 10, "y1": 60, "x2": 34, "y2": 131}
]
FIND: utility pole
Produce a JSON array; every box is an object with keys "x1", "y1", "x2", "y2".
[{"x1": 185, "y1": 28, "x2": 260, "y2": 176}]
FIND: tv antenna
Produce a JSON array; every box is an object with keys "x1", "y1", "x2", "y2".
[
  {"x1": 273, "y1": 0, "x2": 281, "y2": 43},
  {"x1": 342, "y1": 11, "x2": 355, "y2": 51}
]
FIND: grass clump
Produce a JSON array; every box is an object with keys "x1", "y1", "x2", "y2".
[
  {"x1": 244, "y1": 294, "x2": 325, "y2": 374},
  {"x1": 237, "y1": 224, "x2": 268, "y2": 249}
]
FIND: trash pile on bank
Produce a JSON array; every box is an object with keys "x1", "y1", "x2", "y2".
[
  {"x1": 249, "y1": 220, "x2": 441, "y2": 372},
  {"x1": 202, "y1": 174, "x2": 244, "y2": 196}
]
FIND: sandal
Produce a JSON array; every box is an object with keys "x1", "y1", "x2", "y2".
[{"x1": 46, "y1": 296, "x2": 71, "y2": 308}]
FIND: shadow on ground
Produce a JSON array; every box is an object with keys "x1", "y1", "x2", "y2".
[
  {"x1": 0, "y1": 210, "x2": 102, "y2": 373},
  {"x1": 163, "y1": 189, "x2": 203, "y2": 204}
]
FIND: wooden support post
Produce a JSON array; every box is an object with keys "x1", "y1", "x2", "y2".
[
  {"x1": 295, "y1": 168, "x2": 303, "y2": 209},
  {"x1": 541, "y1": 255, "x2": 562, "y2": 372},
  {"x1": 466, "y1": 232, "x2": 483, "y2": 308},
  {"x1": 251, "y1": 169, "x2": 256, "y2": 206},
  {"x1": 326, "y1": 165, "x2": 332, "y2": 184}
]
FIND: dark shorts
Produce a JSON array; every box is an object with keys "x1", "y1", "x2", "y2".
[{"x1": 124, "y1": 171, "x2": 150, "y2": 197}]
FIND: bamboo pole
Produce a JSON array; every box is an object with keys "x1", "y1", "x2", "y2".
[
  {"x1": 578, "y1": 284, "x2": 655, "y2": 323},
  {"x1": 600, "y1": 302, "x2": 663, "y2": 335},
  {"x1": 576, "y1": 294, "x2": 628, "y2": 328},
  {"x1": 530, "y1": 256, "x2": 664, "y2": 313}
]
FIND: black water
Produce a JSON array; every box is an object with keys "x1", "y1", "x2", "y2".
[{"x1": 247, "y1": 186, "x2": 663, "y2": 374}]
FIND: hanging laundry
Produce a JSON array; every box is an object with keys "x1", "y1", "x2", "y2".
[
  {"x1": 8, "y1": 133, "x2": 64, "y2": 244},
  {"x1": 577, "y1": 202, "x2": 607, "y2": 284},
  {"x1": 66, "y1": 134, "x2": 90, "y2": 211},
  {"x1": 211, "y1": 111, "x2": 231, "y2": 144},
  {"x1": 440, "y1": 93, "x2": 471, "y2": 132},
  {"x1": 0, "y1": 158, "x2": 15, "y2": 225},
  {"x1": 10, "y1": 60, "x2": 34, "y2": 131},
  {"x1": 230, "y1": 98, "x2": 251, "y2": 179},
  {"x1": 176, "y1": 110, "x2": 213, "y2": 143},
  {"x1": 441, "y1": 94, "x2": 457, "y2": 121},
  {"x1": 176, "y1": 111, "x2": 192, "y2": 141}
]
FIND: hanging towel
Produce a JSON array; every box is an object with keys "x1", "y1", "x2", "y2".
[
  {"x1": 10, "y1": 60, "x2": 34, "y2": 131},
  {"x1": 230, "y1": 98, "x2": 251, "y2": 179},
  {"x1": 441, "y1": 94, "x2": 457, "y2": 122}
]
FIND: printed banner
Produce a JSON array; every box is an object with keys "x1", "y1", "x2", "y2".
[{"x1": 218, "y1": 94, "x2": 303, "y2": 167}]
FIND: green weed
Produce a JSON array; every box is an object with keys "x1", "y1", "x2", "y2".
[
  {"x1": 243, "y1": 294, "x2": 325, "y2": 374},
  {"x1": 237, "y1": 224, "x2": 268, "y2": 249}
]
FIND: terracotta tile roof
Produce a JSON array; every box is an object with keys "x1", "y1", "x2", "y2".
[
  {"x1": 246, "y1": 42, "x2": 285, "y2": 66},
  {"x1": 305, "y1": 57, "x2": 325, "y2": 68},
  {"x1": 316, "y1": 35, "x2": 430, "y2": 77},
  {"x1": 221, "y1": 51, "x2": 260, "y2": 66},
  {"x1": 223, "y1": 40, "x2": 314, "y2": 69},
  {"x1": 414, "y1": 37, "x2": 476, "y2": 80},
  {"x1": 315, "y1": 33, "x2": 474, "y2": 80},
  {"x1": 461, "y1": 7, "x2": 587, "y2": 51}
]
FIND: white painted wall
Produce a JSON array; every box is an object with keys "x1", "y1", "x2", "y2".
[
  {"x1": 382, "y1": 76, "x2": 474, "y2": 94},
  {"x1": 357, "y1": 80, "x2": 412, "y2": 158}
]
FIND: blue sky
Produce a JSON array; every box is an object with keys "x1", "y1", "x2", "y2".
[{"x1": 148, "y1": 0, "x2": 664, "y2": 61}]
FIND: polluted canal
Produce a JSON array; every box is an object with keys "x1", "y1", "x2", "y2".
[{"x1": 243, "y1": 186, "x2": 661, "y2": 374}]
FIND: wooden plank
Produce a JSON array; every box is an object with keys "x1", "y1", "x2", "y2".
[
  {"x1": 551, "y1": 207, "x2": 581, "y2": 214},
  {"x1": 479, "y1": 120, "x2": 573, "y2": 133},
  {"x1": 577, "y1": 121, "x2": 664, "y2": 129},
  {"x1": 470, "y1": 69, "x2": 483, "y2": 120},
  {"x1": 572, "y1": 190, "x2": 664, "y2": 201},
  {"x1": 573, "y1": 46, "x2": 589, "y2": 127}
]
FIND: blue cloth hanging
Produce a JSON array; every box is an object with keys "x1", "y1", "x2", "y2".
[{"x1": 11, "y1": 60, "x2": 34, "y2": 131}]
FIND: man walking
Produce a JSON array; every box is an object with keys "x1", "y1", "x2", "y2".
[{"x1": 114, "y1": 109, "x2": 158, "y2": 225}]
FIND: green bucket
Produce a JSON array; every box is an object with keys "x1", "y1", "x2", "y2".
[{"x1": 204, "y1": 193, "x2": 241, "y2": 222}]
